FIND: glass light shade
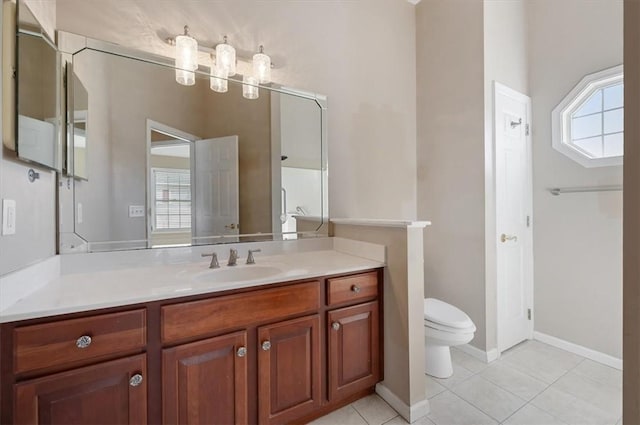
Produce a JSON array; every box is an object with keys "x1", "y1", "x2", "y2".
[
  {"x1": 175, "y1": 33, "x2": 198, "y2": 86},
  {"x1": 252, "y1": 52, "x2": 271, "y2": 84},
  {"x1": 243, "y1": 75, "x2": 259, "y2": 100},
  {"x1": 216, "y1": 43, "x2": 236, "y2": 76},
  {"x1": 210, "y1": 64, "x2": 228, "y2": 93}
]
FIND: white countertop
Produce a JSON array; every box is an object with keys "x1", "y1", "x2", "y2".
[{"x1": 0, "y1": 250, "x2": 384, "y2": 323}]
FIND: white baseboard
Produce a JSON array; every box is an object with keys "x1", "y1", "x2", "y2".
[
  {"x1": 533, "y1": 331, "x2": 622, "y2": 370},
  {"x1": 456, "y1": 344, "x2": 499, "y2": 363},
  {"x1": 375, "y1": 383, "x2": 430, "y2": 423}
]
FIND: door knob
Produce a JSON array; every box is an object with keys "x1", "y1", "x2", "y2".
[
  {"x1": 261, "y1": 341, "x2": 271, "y2": 351},
  {"x1": 236, "y1": 346, "x2": 247, "y2": 357},
  {"x1": 332, "y1": 322, "x2": 341, "y2": 331},
  {"x1": 500, "y1": 234, "x2": 518, "y2": 243}
]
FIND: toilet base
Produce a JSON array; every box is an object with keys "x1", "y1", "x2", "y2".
[{"x1": 425, "y1": 344, "x2": 453, "y2": 378}]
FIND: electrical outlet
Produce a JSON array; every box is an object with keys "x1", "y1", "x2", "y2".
[
  {"x1": 2, "y1": 199, "x2": 16, "y2": 235},
  {"x1": 129, "y1": 205, "x2": 145, "y2": 218}
]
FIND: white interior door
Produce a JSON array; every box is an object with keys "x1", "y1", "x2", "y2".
[
  {"x1": 193, "y1": 136, "x2": 239, "y2": 244},
  {"x1": 495, "y1": 83, "x2": 534, "y2": 353}
]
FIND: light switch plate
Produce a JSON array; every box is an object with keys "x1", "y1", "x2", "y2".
[
  {"x1": 129, "y1": 205, "x2": 145, "y2": 218},
  {"x1": 77, "y1": 202, "x2": 83, "y2": 224},
  {"x1": 2, "y1": 199, "x2": 16, "y2": 235}
]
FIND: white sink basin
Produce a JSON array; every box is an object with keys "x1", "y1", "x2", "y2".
[{"x1": 192, "y1": 265, "x2": 284, "y2": 284}]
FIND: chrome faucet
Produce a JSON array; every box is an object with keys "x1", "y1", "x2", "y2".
[
  {"x1": 246, "y1": 249, "x2": 262, "y2": 265},
  {"x1": 201, "y1": 252, "x2": 220, "y2": 269},
  {"x1": 227, "y1": 248, "x2": 238, "y2": 266}
]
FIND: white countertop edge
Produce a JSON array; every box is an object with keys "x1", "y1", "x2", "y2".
[
  {"x1": 331, "y1": 218, "x2": 432, "y2": 228},
  {"x1": 0, "y1": 250, "x2": 384, "y2": 324}
]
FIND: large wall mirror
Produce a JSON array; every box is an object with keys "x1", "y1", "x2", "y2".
[
  {"x1": 2, "y1": 0, "x2": 63, "y2": 171},
  {"x1": 58, "y1": 34, "x2": 327, "y2": 252}
]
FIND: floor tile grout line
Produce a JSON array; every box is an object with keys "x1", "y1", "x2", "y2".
[
  {"x1": 380, "y1": 414, "x2": 401, "y2": 425},
  {"x1": 350, "y1": 404, "x2": 372, "y2": 425},
  {"x1": 447, "y1": 374, "x2": 529, "y2": 424}
]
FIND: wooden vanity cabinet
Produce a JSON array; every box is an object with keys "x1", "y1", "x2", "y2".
[
  {"x1": 258, "y1": 314, "x2": 322, "y2": 424},
  {"x1": 14, "y1": 354, "x2": 147, "y2": 425},
  {"x1": 162, "y1": 331, "x2": 248, "y2": 425},
  {"x1": 0, "y1": 268, "x2": 383, "y2": 425}
]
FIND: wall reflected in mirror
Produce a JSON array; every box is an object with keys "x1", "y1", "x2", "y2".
[
  {"x1": 67, "y1": 44, "x2": 325, "y2": 251},
  {"x1": 15, "y1": 0, "x2": 61, "y2": 171}
]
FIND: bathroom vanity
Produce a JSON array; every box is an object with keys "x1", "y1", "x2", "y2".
[{"x1": 0, "y1": 252, "x2": 383, "y2": 424}]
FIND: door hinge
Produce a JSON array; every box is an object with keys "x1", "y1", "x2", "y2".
[
  {"x1": 525, "y1": 124, "x2": 530, "y2": 136},
  {"x1": 527, "y1": 308, "x2": 532, "y2": 320},
  {"x1": 526, "y1": 215, "x2": 531, "y2": 227}
]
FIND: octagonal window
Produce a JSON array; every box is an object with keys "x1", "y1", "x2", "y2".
[{"x1": 552, "y1": 65, "x2": 623, "y2": 167}]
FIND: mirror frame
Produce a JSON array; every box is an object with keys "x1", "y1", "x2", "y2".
[{"x1": 57, "y1": 31, "x2": 328, "y2": 253}]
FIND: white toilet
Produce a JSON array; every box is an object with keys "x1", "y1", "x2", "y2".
[{"x1": 424, "y1": 298, "x2": 476, "y2": 378}]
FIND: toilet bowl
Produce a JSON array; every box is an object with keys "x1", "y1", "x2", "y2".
[{"x1": 424, "y1": 298, "x2": 476, "y2": 378}]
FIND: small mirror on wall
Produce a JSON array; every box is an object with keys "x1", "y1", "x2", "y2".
[
  {"x1": 3, "y1": 0, "x2": 63, "y2": 171},
  {"x1": 70, "y1": 69, "x2": 88, "y2": 180}
]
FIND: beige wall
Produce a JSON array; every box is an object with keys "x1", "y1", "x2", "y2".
[
  {"x1": 416, "y1": 0, "x2": 489, "y2": 350},
  {"x1": 623, "y1": 0, "x2": 640, "y2": 421},
  {"x1": 0, "y1": 0, "x2": 57, "y2": 275},
  {"x1": 528, "y1": 0, "x2": 623, "y2": 358}
]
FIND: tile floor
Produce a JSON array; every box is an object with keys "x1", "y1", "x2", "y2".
[{"x1": 309, "y1": 340, "x2": 622, "y2": 425}]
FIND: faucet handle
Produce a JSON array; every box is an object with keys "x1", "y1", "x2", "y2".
[
  {"x1": 201, "y1": 252, "x2": 220, "y2": 269},
  {"x1": 228, "y1": 248, "x2": 238, "y2": 266},
  {"x1": 246, "y1": 249, "x2": 262, "y2": 265}
]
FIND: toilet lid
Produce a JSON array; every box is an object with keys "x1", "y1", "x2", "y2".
[{"x1": 424, "y1": 298, "x2": 475, "y2": 330}]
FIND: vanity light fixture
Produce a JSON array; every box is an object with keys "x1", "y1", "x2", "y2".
[
  {"x1": 167, "y1": 28, "x2": 276, "y2": 100},
  {"x1": 216, "y1": 35, "x2": 236, "y2": 76},
  {"x1": 253, "y1": 45, "x2": 271, "y2": 84},
  {"x1": 210, "y1": 61, "x2": 228, "y2": 93},
  {"x1": 174, "y1": 25, "x2": 198, "y2": 86},
  {"x1": 243, "y1": 75, "x2": 259, "y2": 100}
]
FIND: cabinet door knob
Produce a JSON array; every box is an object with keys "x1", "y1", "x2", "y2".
[
  {"x1": 76, "y1": 335, "x2": 92, "y2": 349},
  {"x1": 261, "y1": 341, "x2": 271, "y2": 351},
  {"x1": 332, "y1": 322, "x2": 341, "y2": 331},
  {"x1": 237, "y1": 346, "x2": 247, "y2": 357},
  {"x1": 129, "y1": 374, "x2": 143, "y2": 387},
  {"x1": 351, "y1": 285, "x2": 361, "y2": 294}
]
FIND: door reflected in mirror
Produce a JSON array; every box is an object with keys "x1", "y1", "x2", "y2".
[{"x1": 147, "y1": 125, "x2": 240, "y2": 248}]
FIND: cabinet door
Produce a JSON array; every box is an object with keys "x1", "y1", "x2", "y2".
[
  {"x1": 14, "y1": 354, "x2": 147, "y2": 425},
  {"x1": 162, "y1": 330, "x2": 248, "y2": 425},
  {"x1": 328, "y1": 301, "x2": 380, "y2": 401},
  {"x1": 258, "y1": 315, "x2": 321, "y2": 424}
]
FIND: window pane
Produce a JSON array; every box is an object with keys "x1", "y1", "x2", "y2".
[
  {"x1": 572, "y1": 114, "x2": 602, "y2": 140},
  {"x1": 156, "y1": 201, "x2": 168, "y2": 215},
  {"x1": 180, "y1": 201, "x2": 191, "y2": 215},
  {"x1": 573, "y1": 90, "x2": 602, "y2": 118},
  {"x1": 168, "y1": 202, "x2": 181, "y2": 214},
  {"x1": 168, "y1": 215, "x2": 180, "y2": 229},
  {"x1": 572, "y1": 136, "x2": 603, "y2": 158},
  {"x1": 155, "y1": 172, "x2": 167, "y2": 185},
  {"x1": 181, "y1": 215, "x2": 191, "y2": 229},
  {"x1": 156, "y1": 215, "x2": 169, "y2": 229},
  {"x1": 604, "y1": 109, "x2": 623, "y2": 134},
  {"x1": 604, "y1": 133, "x2": 624, "y2": 157},
  {"x1": 604, "y1": 84, "x2": 623, "y2": 110}
]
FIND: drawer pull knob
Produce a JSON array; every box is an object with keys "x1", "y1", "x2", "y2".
[
  {"x1": 351, "y1": 285, "x2": 361, "y2": 294},
  {"x1": 261, "y1": 341, "x2": 271, "y2": 351},
  {"x1": 237, "y1": 346, "x2": 247, "y2": 357},
  {"x1": 76, "y1": 335, "x2": 92, "y2": 349},
  {"x1": 332, "y1": 322, "x2": 341, "y2": 331},
  {"x1": 129, "y1": 374, "x2": 143, "y2": 387}
]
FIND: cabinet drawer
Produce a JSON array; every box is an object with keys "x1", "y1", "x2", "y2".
[
  {"x1": 162, "y1": 280, "x2": 321, "y2": 344},
  {"x1": 14, "y1": 309, "x2": 146, "y2": 375},
  {"x1": 327, "y1": 272, "x2": 378, "y2": 306}
]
